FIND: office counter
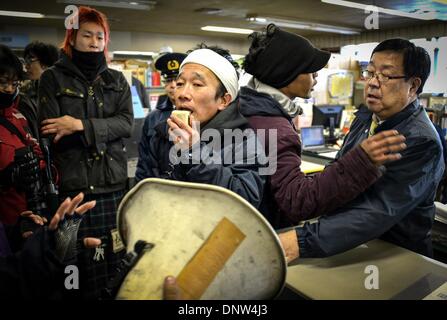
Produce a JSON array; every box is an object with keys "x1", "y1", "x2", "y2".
[
  {"x1": 301, "y1": 153, "x2": 334, "y2": 166},
  {"x1": 285, "y1": 239, "x2": 447, "y2": 300}
]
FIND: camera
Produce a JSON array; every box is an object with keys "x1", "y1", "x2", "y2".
[
  {"x1": 14, "y1": 146, "x2": 45, "y2": 215},
  {"x1": 13, "y1": 139, "x2": 58, "y2": 220}
]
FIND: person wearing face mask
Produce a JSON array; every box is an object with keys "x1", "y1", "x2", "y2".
[
  {"x1": 0, "y1": 44, "x2": 43, "y2": 250},
  {"x1": 38, "y1": 6, "x2": 133, "y2": 299},
  {"x1": 239, "y1": 24, "x2": 408, "y2": 228}
]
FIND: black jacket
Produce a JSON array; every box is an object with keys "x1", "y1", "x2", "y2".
[
  {"x1": 296, "y1": 101, "x2": 444, "y2": 257},
  {"x1": 38, "y1": 52, "x2": 133, "y2": 195},
  {"x1": 0, "y1": 226, "x2": 65, "y2": 299},
  {"x1": 135, "y1": 96, "x2": 173, "y2": 182},
  {"x1": 138, "y1": 99, "x2": 266, "y2": 209},
  {"x1": 18, "y1": 80, "x2": 40, "y2": 140}
]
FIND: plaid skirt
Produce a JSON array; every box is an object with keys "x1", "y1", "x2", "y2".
[{"x1": 73, "y1": 189, "x2": 126, "y2": 300}]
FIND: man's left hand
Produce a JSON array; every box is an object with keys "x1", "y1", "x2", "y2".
[
  {"x1": 20, "y1": 211, "x2": 47, "y2": 238},
  {"x1": 50, "y1": 192, "x2": 100, "y2": 248},
  {"x1": 41, "y1": 116, "x2": 84, "y2": 143}
]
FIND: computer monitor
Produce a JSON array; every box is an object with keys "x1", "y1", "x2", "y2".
[
  {"x1": 312, "y1": 105, "x2": 344, "y2": 143},
  {"x1": 130, "y1": 85, "x2": 146, "y2": 119},
  {"x1": 124, "y1": 86, "x2": 146, "y2": 160}
]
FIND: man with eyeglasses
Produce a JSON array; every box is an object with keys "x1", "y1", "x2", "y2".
[
  {"x1": 0, "y1": 44, "x2": 44, "y2": 250},
  {"x1": 279, "y1": 38, "x2": 444, "y2": 260},
  {"x1": 135, "y1": 52, "x2": 186, "y2": 182},
  {"x1": 19, "y1": 42, "x2": 59, "y2": 139}
]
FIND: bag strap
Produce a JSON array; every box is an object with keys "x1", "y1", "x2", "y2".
[{"x1": 0, "y1": 117, "x2": 27, "y2": 145}]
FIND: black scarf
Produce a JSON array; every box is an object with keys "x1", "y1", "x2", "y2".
[
  {"x1": 0, "y1": 89, "x2": 19, "y2": 109},
  {"x1": 71, "y1": 48, "x2": 106, "y2": 82}
]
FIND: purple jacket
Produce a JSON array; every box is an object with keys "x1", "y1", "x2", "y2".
[{"x1": 240, "y1": 86, "x2": 381, "y2": 227}]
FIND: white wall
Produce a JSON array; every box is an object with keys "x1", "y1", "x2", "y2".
[
  {"x1": 340, "y1": 37, "x2": 447, "y2": 94},
  {"x1": 412, "y1": 37, "x2": 447, "y2": 94}
]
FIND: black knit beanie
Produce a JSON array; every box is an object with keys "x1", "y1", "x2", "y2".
[{"x1": 244, "y1": 24, "x2": 331, "y2": 89}]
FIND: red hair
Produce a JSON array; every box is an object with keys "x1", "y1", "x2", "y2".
[{"x1": 61, "y1": 6, "x2": 110, "y2": 58}]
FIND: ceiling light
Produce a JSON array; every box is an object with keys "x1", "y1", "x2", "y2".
[
  {"x1": 56, "y1": 0, "x2": 156, "y2": 11},
  {"x1": 321, "y1": 0, "x2": 437, "y2": 20},
  {"x1": 0, "y1": 10, "x2": 45, "y2": 18},
  {"x1": 247, "y1": 16, "x2": 361, "y2": 35},
  {"x1": 201, "y1": 26, "x2": 254, "y2": 35},
  {"x1": 113, "y1": 50, "x2": 156, "y2": 56}
]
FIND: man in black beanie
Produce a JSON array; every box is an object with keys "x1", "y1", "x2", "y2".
[{"x1": 239, "y1": 24, "x2": 407, "y2": 227}]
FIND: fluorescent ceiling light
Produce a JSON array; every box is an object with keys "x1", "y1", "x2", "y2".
[
  {"x1": 0, "y1": 10, "x2": 45, "y2": 18},
  {"x1": 247, "y1": 16, "x2": 361, "y2": 35},
  {"x1": 201, "y1": 26, "x2": 254, "y2": 35},
  {"x1": 113, "y1": 50, "x2": 156, "y2": 56},
  {"x1": 56, "y1": 0, "x2": 155, "y2": 10},
  {"x1": 321, "y1": 0, "x2": 437, "y2": 20}
]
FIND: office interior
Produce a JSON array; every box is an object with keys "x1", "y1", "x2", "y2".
[{"x1": 1, "y1": 0, "x2": 447, "y2": 300}]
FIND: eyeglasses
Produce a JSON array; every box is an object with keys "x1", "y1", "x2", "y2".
[
  {"x1": 24, "y1": 57, "x2": 39, "y2": 65},
  {"x1": 362, "y1": 70, "x2": 406, "y2": 84},
  {"x1": 0, "y1": 79, "x2": 21, "y2": 90}
]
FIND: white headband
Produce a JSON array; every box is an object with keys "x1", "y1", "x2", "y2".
[{"x1": 180, "y1": 49, "x2": 239, "y2": 103}]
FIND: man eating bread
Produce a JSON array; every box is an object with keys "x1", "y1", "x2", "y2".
[{"x1": 135, "y1": 48, "x2": 266, "y2": 209}]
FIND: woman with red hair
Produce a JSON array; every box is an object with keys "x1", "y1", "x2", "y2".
[{"x1": 38, "y1": 6, "x2": 133, "y2": 299}]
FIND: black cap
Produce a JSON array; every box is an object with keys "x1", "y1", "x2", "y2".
[
  {"x1": 154, "y1": 52, "x2": 187, "y2": 78},
  {"x1": 244, "y1": 24, "x2": 331, "y2": 89}
]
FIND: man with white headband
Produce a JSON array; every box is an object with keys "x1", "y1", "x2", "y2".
[{"x1": 137, "y1": 48, "x2": 265, "y2": 209}]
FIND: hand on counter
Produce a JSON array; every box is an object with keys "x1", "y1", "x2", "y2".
[{"x1": 278, "y1": 229, "x2": 300, "y2": 264}]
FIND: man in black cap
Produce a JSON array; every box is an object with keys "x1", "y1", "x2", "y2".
[
  {"x1": 239, "y1": 24, "x2": 407, "y2": 227},
  {"x1": 154, "y1": 52, "x2": 187, "y2": 116},
  {"x1": 135, "y1": 52, "x2": 186, "y2": 182}
]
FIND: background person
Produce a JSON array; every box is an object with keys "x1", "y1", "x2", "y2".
[{"x1": 20, "y1": 41, "x2": 59, "y2": 139}]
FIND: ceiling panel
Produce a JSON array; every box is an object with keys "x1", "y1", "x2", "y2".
[{"x1": 0, "y1": 0, "x2": 446, "y2": 39}]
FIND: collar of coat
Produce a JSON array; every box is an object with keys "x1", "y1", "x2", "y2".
[
  {"x1": 355, "y1": 99, "x2": 419, "y2": 134},
  {"x1": 154, "y1": 98, "x2": 248, "y2": 139},
  {"x1": 239, "y1": 86, "x2": 292, "y2": 120},
  {"x1": 54, "y1": 51, "x2": 110, "y2": 84},
  {"x1": 156, "y1": 95, "x2": 174, "y2": 112}
]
